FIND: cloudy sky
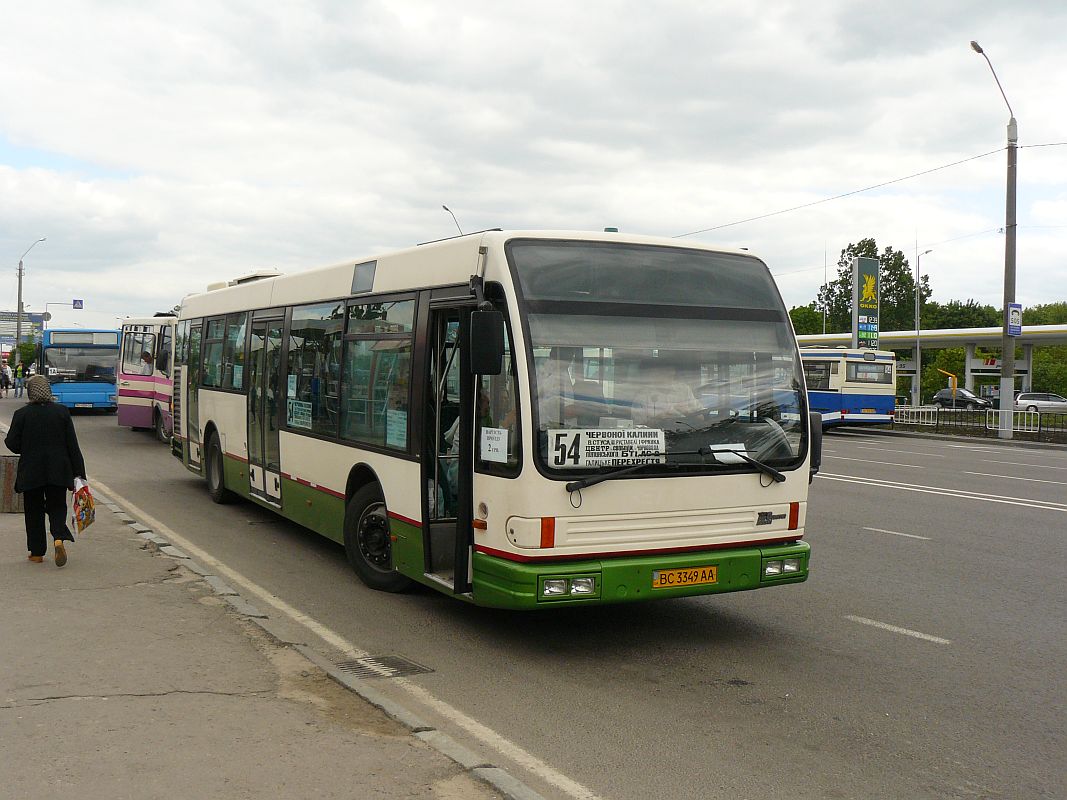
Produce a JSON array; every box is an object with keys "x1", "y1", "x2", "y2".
[{"x1": 1, "y1": 1, "x2": 1064, "y2": 331}]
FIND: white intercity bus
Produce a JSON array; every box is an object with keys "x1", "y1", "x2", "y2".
[{"x1": 173, "y1": 231, "x2": 821, "y2": 609}]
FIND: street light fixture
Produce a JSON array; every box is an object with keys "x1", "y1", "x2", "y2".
[
  {"x1": 16, "y1": 237, "x2": 46, "y2": 349},
  {"x1": 442, "y1": 205, "x2": 464, "y2": 236},
  {"x1": 914, "y1": 249, "x2": 932, "y2": 406},
  {"x1": 971, "y1": 40, "x2": 1018, "y2": 439}
]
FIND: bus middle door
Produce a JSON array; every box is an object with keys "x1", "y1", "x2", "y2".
[{"x1": 247, "y1": 318, "x2": 283, "y2": 505}]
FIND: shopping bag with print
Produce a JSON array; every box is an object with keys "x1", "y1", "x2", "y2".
[{"x1": 71, "y1": 477, "x2": 96, "y2": 535}]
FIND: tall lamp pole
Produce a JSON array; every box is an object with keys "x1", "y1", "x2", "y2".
[
  {"x1": 914, "y1": 248, "x2": 931, "y2": 406},
  {"x1": 16, "y1": 237, "x2": 46, "y2": 351},
  {"x1": 971, "y1": 40, "x2": 1017, "y2": 439}
]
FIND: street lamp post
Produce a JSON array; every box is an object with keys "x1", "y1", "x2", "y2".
[
  {"x1": 16, "y1": 237, "x2": 46, "y2": 349},
  {"x1": 914, "y1": 248, "x2": 931, "y2": 406},
  {"x1": 971, "y1": 40, "x2": 1017, "y2": 439}
]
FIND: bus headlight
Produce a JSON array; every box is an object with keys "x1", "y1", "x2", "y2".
[
  {"x1": 542, "y1": 579, "x2": 568, "y2": 596},
  {"x1": 570, "y1": 577, "x2": 596, "y2": 595},
  {"x1": 763, "y1": 560, "x2": 783, "y2": 576},
  {"x1": 783, "y1": 558, "x2": 801, "y2": 573}
]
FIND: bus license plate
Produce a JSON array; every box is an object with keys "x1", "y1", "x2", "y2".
[
  {"x1": 862, "y1": 408, "x2": 876, "y2": 413},
  {"x1": 75, "y1": 403, "x2": 93, "y2": 408},
  {"x1": 652, "y1": 565, "x2": 718, "y2": 589}
]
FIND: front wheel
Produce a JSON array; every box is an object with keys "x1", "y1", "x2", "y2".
[
  {"x1": 154, "y1": 409, "x2": 170, "y2": 443},
  {"x1": 206, "y1": 432, "x2": 235, "y2": 504},
  {"x1": 1026, "y1": 405, "x2": 1039, "y2": 412},
  {"x1": 965, "y1": 402, "x2": 976, "y2": 410},
  {"x1": 344, "y1": 484, "x2": 412, "y2": 592}
]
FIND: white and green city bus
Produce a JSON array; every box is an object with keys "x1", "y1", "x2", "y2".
[{"x1": 173, "y1": 231, "x2": 821, "y2": 609}]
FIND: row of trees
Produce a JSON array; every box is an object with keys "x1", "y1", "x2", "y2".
[{"x1": 788, "y1": 238, "x2": 1067, "y2": 399}]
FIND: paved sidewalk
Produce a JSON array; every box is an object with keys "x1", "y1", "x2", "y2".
[{"x1": 0, "y1": 495, "x2": 504, "y2": 800}]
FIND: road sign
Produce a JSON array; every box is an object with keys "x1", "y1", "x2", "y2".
[
  {"x1": 73, "y1": 299, "x2": 84, "y2": 309},
  {"x1": 1007, "y1": 303, "x2": 1022, "y2": 336}
]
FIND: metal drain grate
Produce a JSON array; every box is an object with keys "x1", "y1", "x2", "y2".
[{"x1": 335, "y1": 655, "x2": 433, "y2": 679}]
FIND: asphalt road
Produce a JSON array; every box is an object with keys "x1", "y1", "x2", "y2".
[{"x1": 9, "y1": 401, "x2": 1065, "y2": 800}]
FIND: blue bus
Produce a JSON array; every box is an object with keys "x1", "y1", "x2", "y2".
[
  {"x1": 39, "y1": 329, "x2": 120, "y2": 410},
  {"x1": 801, "y1": 347, "x2": 896, "y2": 427}
]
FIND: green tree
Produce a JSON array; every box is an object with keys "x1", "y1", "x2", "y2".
[
  {"x1": 815, "y1": 238, "x2": 931, "y2": 334},
  {"x1": 1023, "y1": 302, "x2": 1067, "y2": 325},
  {"x1": 789, "y1": 304, "x2": 823, "y2": 335},
  {"x1": 921, "y1": 299, "x2": 1000, "y2": 330}
]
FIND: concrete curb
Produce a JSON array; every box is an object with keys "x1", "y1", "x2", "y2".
[{"x1": 96, "y1": 492, "x2": 547, "y2": 800}]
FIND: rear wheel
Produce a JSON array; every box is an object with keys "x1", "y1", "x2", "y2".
[
  {"x1": 344, "y1": 484, "x2": 412, "y2": 592},
  {"x1": 965, "y1": 402, "x2": 976, "y2": 410},
  {"x1": 206, "y1": 432, "x2": 234, "y2": 504}
]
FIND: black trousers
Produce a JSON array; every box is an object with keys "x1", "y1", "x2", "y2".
[{"x1": 23, "y1": 485, "x2": 73, "y2": 557}]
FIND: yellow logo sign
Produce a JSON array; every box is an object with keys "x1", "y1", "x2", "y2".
[{"x1": 861, "y1": 274, "x2": 877, "y2": 303}]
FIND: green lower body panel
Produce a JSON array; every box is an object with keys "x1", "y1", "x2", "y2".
[{"x1": 472, "y1": 541, "x2": 810, "y2": 610}]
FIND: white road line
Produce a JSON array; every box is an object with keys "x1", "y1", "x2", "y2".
[
  {"x1": 963, "y1": 471, "x2": 1067, "y2": 486},
  {"x1": 862, "y1": 527, "x2": 931, "y2": 540},
  {"x1": 856, "y1": 446, "x2": 945, "y2": 458},
  {"x1": 983, "y1": 459, "x2": 1067, "y2": 471},
  {"x1": 845, "y1": 615, "x2": 951, "y2": 645},
  {"x1": 817, "y1": 473, "x2": 1067, "y2": 512},
  {"x1": 89, "y1": 478, "x2": 602, "y2": 800},
  {"x1": 823, "y1": 455, "x2": 923, "y2": 468}
]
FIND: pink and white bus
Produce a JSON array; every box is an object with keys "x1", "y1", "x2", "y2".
[{"x1": 118, "y1": 315, "x2": 176, "y2": 441}]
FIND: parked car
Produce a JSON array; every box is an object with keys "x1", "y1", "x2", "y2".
[
  {"x1": 1014, "y1": 392, "x2": 1067, "y2": 413},
  {"x1": 931, "y1": 387, "x2": 993, "y2": 410}
]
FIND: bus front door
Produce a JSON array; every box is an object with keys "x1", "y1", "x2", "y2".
[
  {"x1": 247, "y1": 319, "x2": 283, "y2": 505},
  {"x1": 423, "y1": 305, "x2": 474, "y2": 594}
]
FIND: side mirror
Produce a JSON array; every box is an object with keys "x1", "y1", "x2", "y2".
[
  {"x1": 808, "y1": 411, "x2": 823, "y2": 484},
  {"x1": 470, "y1": 310, "x2": 504, "y2": 375}
]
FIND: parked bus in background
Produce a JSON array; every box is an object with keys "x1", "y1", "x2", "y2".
[
  {"x1": 800, "y1": 347, "x2": 896, "y2": 427},
  {"x1": 173, "y1": 231, "x2": 821, "y2": 609},
  {"x1": 39, "y1": 328, "x2": 120, "y2": 410},
  {"x1": 118, "y1": 314, "x2": 176, "y2": 441}
]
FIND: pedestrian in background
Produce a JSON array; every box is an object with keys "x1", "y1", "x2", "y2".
[
  {"x1": 4, "y1": 375, "x2": 87, "y2": 566},
  {"x1": 0, "y1": 361, "x2": 11, "y2": 398},
  {"x1": 14, "y1": 361, "x2": 26, "y2": 398}
]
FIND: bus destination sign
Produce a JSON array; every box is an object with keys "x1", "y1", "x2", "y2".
[{"x1": 548, "y1": 429, "x2": 666, "y2": 469}]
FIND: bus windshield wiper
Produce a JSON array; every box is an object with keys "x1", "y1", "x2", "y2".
[
  {"x1": 564, "y1": 454, "x2": 692, "y2": 492},
  {"x1": 699, "y1": 446, "x2": 785, "y2": 483}
]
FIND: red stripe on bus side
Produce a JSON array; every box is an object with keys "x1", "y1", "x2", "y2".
[
  {"x1": 388, "y1": 511, "x2": 423, "y2": 529},
  {"x1": 475, "y1": 536, "x2": 804, "y2": 564},
  {"x1": 278, "y1": 471, "x2": 346, "y2": 499}
]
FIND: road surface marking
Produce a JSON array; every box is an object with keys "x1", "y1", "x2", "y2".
[
  {"x1": 984, "y1": 459, "x2": 1067, "y2": 471},
  {"x1": 963, "y1": 471, "x2": 1067, "y2": 486},
  {"x1": 845, "y1": 615, "x2": 951, "y2": 644},
  {"x1": 817, "y1": 473, "x2": 1067, "y2": 512},
  {"x1": 862, "y1": 527, "x2": 931, "y2": 540},
  {"x1": 823, "y1": 455, "x2": 923, "y2": 468},
  {"x1": 856, "y1": 446, "x2": 945, "y2": 458},
  {"x1": 90, "y1": 478, "x2": 602, "y2": 800}
]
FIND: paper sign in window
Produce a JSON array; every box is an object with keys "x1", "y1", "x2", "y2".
[{"x1": 480, "y1": 427, "x2": 509, "y2": 463}]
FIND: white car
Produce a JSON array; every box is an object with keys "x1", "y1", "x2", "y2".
[{"x1": 1014, "y1": 392, "x2": 1067, "y2": 413}]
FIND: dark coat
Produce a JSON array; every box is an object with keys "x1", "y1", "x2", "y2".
[{"x1": 4, "y1": 402, "x2": 87, "y2": 493}]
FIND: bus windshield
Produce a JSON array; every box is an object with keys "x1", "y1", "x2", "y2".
[
  {"x1": 44, "y1": 347, "x2": 117, "y2": 384},
  {"x1": 507, "y1": 240, "x2": 806, "y2": 475}
]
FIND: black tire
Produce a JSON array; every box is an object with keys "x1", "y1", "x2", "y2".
[
  {"x1": 154, "y1": 408, "x2": 169, "y2": 443},
  {"x1": 205, "y1": 432, "x2": 234, "y2": 504},
  {"x1": 1026, "y1": 405, "x2": 1038, "y2": 412},
  {"x1": 965, "y1": 402, "x2": 976, "y2": 410},
  {"x1": 344, "y1": 484, "x2": 412, "y2": 592}
]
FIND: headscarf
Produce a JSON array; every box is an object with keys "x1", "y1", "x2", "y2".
[{"x1": 26, "y1": 375, "x2": 53, "y2": 404}]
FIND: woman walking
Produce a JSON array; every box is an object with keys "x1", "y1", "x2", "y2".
[{"x1": 4, "y1": 375, "x2": 87, "y2": 566}]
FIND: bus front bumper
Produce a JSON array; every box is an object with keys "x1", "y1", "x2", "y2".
[{"x1": 471, "y1": 541, "x2": 809, "y2": 609}]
